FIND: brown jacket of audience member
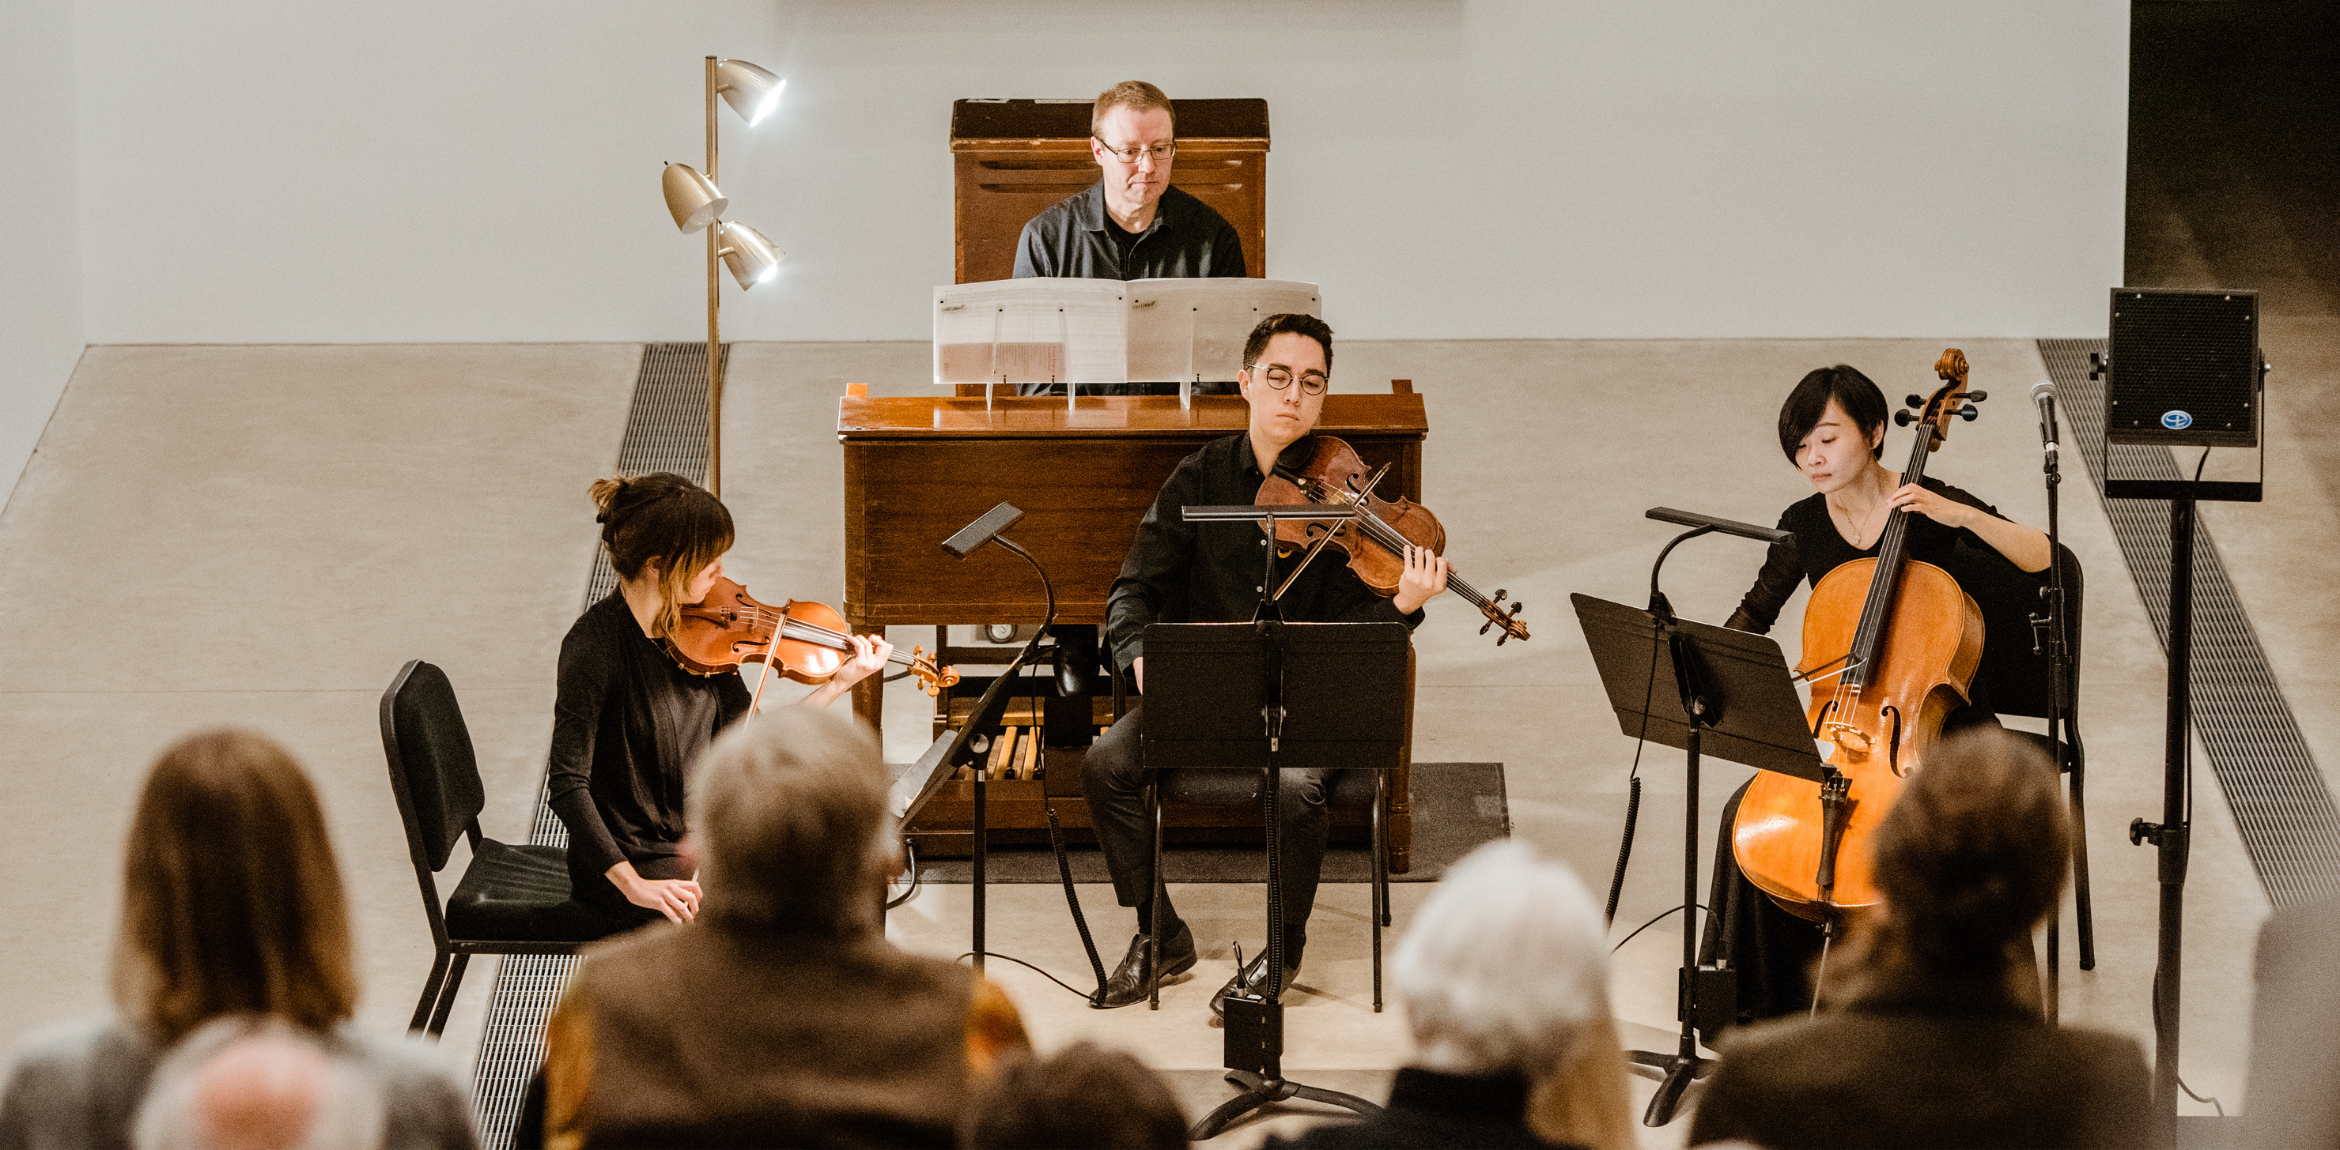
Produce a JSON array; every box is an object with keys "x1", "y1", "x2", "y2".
[
  {"x1": 540, "y1": 924, "x2": 1027, "y2": 1149},
  {"x1": 1688, "y1": 981, "x2": 2149, "y2": 1149}
]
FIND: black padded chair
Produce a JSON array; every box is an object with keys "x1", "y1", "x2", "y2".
[
  {"x1": 380, "y1": 659, "x2": 618, "y2": 1037},
  {"x1": 1954, "y1": 541, "x2": 2092, "y2": 965},
  {"x1": 1145, "y1": 767, "x2": 1396, "y2": 1013}
]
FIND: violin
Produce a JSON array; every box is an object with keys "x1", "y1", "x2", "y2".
[
  {"x1": 1254, "y1": 435, "x2": 1530, "y2": 644},
  {"x1": 665, "y1": 576, "x2": 959, "y2": 695},
  {"x1": 1731, "y1": 349, "x2": 1988, "y2": 922}
]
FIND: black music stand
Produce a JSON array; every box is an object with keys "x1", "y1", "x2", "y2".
[
  {"x1": 1572, "y1": 593, "x2": 1824, "y2": 1126},
  {"x1": 1142, "y1": 500, "x2": 1407, "y2": 1141}
]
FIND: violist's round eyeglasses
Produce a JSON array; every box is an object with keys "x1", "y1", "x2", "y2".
[
  {"x1": 1094, "y1": 138, "x2": 1175, "y2": 165},
  {"x1": 1257, "y1": 366, "x2": 1329, "y2": 395}
]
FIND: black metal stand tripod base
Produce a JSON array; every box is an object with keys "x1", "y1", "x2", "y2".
[
  {"x1": 1189, "y1": 1071, "x2": 1381, "y2": 1142},
  {"x1": 1627, "y1": 1051, "x2": 1715, "y2": 1127}
]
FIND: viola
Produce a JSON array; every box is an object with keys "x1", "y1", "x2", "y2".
[
  {"x1": 1731, "y1": 349, "x2": 1988, "y2": 922},
  {"x1": 665, "y1": 576, "x2": 959, "y2": 695},
  {"x1": 1254, "y1": 435, "x2": 1530, "y2": 644}
]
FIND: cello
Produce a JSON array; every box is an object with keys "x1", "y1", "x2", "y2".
[{"x1": 1731, "y1": 350, "x2": 1988, "y2": 922}]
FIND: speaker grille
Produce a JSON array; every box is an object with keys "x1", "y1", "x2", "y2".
[{"x1": 2105, "y1": 288, "x2": 2259, "y2": 447}]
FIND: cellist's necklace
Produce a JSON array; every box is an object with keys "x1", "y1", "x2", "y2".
[{"x1": 1827, "y1": 477, "x2": 1894, "y2": 549}]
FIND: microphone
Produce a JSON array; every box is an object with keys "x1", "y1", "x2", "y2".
[
  {"x1": 1645, "y1": 507, "x2": 1792, "y2": 545},
  {"x1": 2030, "y1": 380, "x2": 2059, "y2": 458}
]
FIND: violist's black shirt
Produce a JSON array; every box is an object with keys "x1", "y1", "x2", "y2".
[
  {"x1": 1106, "y1": 432, "x2": 1424, "y2": 672},
  {"x1": 1727, "y1": 476, "x2": 2002, "y2": 635},
  {"x1": 546, "y1": 592, "x2": 750, "y2": 897}
]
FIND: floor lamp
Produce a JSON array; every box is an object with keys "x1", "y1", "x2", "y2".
[{"x1": 659, "y1": 56, "x2": 784, "y2": 497}]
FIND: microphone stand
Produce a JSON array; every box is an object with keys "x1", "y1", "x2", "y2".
[{"x1": 2030, "y1": 391, "x2": 2089, "y2": 1023}]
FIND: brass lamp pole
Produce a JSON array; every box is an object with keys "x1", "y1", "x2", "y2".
[{"x1": 660, "y1": 56, "x2": 784, "y2": 497}]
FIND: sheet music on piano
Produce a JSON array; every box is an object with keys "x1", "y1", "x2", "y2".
[{"x1": 934, "y1": 278, "x2": 1321, "y2": 408}]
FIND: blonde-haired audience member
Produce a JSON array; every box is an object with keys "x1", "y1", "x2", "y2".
[
  {"x1": 960, "y1": 1041, "x2": 1185, "y2": 1150},
  {"x1": 1690, "y1": 726, "x2": 2149, "y2": 1148},
  {"x1": 0, "y1": 729, "x2": 473, "y2": 1149},
  {"x1": 540, "y1": 707, "x2": 1029, "y2": 1148},
  {"x1": 1270, "y1": 839, "x2": 1635, "y2": 1150}
]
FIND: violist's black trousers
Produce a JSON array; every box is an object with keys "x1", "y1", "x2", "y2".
[{"x1": 1080, "y1": 702, "x2": 1330, "y2": 927}]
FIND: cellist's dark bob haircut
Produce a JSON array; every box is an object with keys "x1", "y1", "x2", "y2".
[{"x1": 1777, "y1": 365, "x2": 1889, "y2": 463}]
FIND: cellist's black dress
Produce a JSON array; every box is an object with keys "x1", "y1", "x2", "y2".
[{"x1": 1698, "y1": 477, "x2": 2031, "y2": 1030}]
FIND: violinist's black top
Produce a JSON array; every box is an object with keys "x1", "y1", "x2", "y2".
[
  {"x1": 1726, "y1": 476, "x2": 2003, "y2": 635},
  {"x1": 1106, "y1": 432, "x2": 1423, "y2": 672},
  {"x1": 546, "y1": 592, "x2": 750, "y2": 905}
]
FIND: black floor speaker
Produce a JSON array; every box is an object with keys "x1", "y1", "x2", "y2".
[{"x1": 2105, "y1": 288, "x2": 2262, "y2": 448}]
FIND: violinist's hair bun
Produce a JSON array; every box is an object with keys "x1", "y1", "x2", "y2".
[{"x1": 588, "y1": 475, "x2": 631, "y2": 524}]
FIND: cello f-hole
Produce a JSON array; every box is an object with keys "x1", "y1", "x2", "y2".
[
  {"x1": 1882, "y1": 705, "x2": 1905, "y2": 776},
  {"x1": 1810, "y1": 698, "x2": 1837, "y2": 739}
]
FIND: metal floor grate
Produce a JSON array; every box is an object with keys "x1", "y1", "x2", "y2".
[
  {"x1": 2041, "y1": 339, "x2": 2340, "y2": 908},
  {"x1": 467, "y1": 343, "x2": 716, "y2": 1150}
]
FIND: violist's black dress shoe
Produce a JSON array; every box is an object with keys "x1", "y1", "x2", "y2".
[
  {"x1": 1208, "y1": 947, "x2": 1299, "y2": 1020},
  {"x1": 1093, "y1": 923, "x2": 1197, "y2": 1009}
]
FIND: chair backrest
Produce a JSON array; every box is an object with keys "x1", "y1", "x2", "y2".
[
  {"x1": 1955, "y1": 542, "x2": 2084, "y2": 721},
  {"x1": 379, "y1": 659, "x2": 487, "y2": 874}
]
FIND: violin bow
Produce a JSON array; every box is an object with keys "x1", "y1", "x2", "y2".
[{"x1": 743, "y1": 635, "x2": 786, "y2": 723}]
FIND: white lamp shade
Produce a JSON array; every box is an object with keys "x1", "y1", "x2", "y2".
[
  {"x1": 715, "y1": 60, "x2": 784, "y2": 127},
  {"x1": 717, "y1": 221, "x2": 782, "y2": 288},
  {"x1": 661, "y1": 163, "x2": 727, "y2": 233}
]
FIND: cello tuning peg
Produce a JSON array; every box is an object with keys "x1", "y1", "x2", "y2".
[
  {"x1": 1491, "y1": 589, "x2": 1508, "y2": 604},
  {"x1": 1479, "y1": 619, "x2": 1494, "y2": 635},
  {"x1": 1894, "y1": 410, "x2": 1917, "y2": 426},
  {"x1": 1966, "y1": 390, "x2": 1988, "y2": 402},
  {"x1": 1496, "y1": 633, "x2": 1510, "y2": 647},
  {"x1": 1511, "y1": 602, "x2": 1525, "y2": 615},
  {"x1": 1957, "y1": 407, "x2": 1979, "y2": 421},
  {"x1": 1906, "y1": 394, "x2": 1925, "y2": 408}
]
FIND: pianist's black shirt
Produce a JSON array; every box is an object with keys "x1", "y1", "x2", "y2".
[
  {"x1": 1106, "y1": 432, "x2": 1423, "y2": 672},
  {"x1": 546, "y1": 591, "x2": 750, "y2": 911},
  {"x1": 1012, "y1": 182, "x2": 1246, "y2": 281}
]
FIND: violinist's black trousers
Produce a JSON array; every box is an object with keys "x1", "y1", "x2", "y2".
[{"x1": 1080, "y1": 702, "x2": 1330, "y2": 928}]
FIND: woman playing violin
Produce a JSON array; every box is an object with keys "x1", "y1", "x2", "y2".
[
  {"x1": 547, "y1": 472, "x2": 892, "y2": 928},
  {"x1": 1704, "y1": 364, "x2": 2051, "y2": 1024}
]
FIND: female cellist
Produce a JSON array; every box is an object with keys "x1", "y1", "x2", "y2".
[
  {"x1": 1701, "y1": 364, "x2": 2050, "y2": 1023},
  {"x1": 547, "y1": 472, "x2": 892, "y2": 928}
]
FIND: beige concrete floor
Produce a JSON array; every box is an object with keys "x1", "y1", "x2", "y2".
[{"x1": 0, "y1": 334, "x2": 2314, "y2": 1148}]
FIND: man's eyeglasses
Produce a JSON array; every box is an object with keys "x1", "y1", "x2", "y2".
[
  {"x1": 1094, "y1": 138, "x2": 1175, "y2": 165},
  {"x1": 1257, "y1": 366, "x2": 1329, "y2": 395}
]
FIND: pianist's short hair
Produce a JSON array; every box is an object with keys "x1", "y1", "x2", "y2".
[
  {"x1": 689, "y1": 706, "x2": 892, "y2": 938},
  {"x1": 1092, "y1": 80, "x2": 1175, "y2": 137},
  {"x1": 1242, "y1": 313, "x2": 1334, "y2": 377}
]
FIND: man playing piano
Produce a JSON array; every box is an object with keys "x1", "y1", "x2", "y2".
[
  {"x1": 1083, "y1": 313, "x2": 1451, "y2": 1015},
  {"x1": 1012, "y1": 80, "x2": 1246, "y2": 282}
]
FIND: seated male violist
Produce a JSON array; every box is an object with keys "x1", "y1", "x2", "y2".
[{"x1": 1083, "y1": 313, "x2": 1451, "y2": 1015}]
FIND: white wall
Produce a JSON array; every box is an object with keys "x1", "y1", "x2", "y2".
[
  {"x1": 0, "y1": 0, "x2": 87, "y2": 506},
  {"x1": 66, "y1": 0, "x2": 2126, "y2": 348}
]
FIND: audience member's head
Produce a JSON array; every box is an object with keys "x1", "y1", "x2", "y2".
[
  {"x1": 1393, "y1": 840, "x2": 1634, "y2": 1150},
  {"x1": 113, "y1": 730, "x2": 356, "y2": 1046},
  {"x1": 685, "y1": 706, "x2": 894, "y2": 937},
  {"x1": 959, "y1": 1041, "x2": 1185, "y2": 1150},
  {"x1": 132, "y1": 1017, "x2": 386, "y2": 1150},
  {"x1": 1842, "y1": 725, "x2": 2069, "y2": 1010}
]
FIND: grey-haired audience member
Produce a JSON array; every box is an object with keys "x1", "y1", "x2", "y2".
[
  {"x1": 1271, "y1": 839, "x2": 1635, "y2": 1150},
  {"x1": 959, "y1": 1041, "x2": 1186, "y2": 1150},
  {"x1": 1690, "y1": 726, "x2": 2150, "y2": 1148},
  {"x1": 0, "y1": 730, "x2": 474, "y2": 1150},
  {"x1": 132, "y1": 1018, "x2": 388, "y2": 1150}
]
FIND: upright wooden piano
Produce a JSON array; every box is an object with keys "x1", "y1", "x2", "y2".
[{"x1": 839, "y1": 387, "x2": 1427, "y2": 870}]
